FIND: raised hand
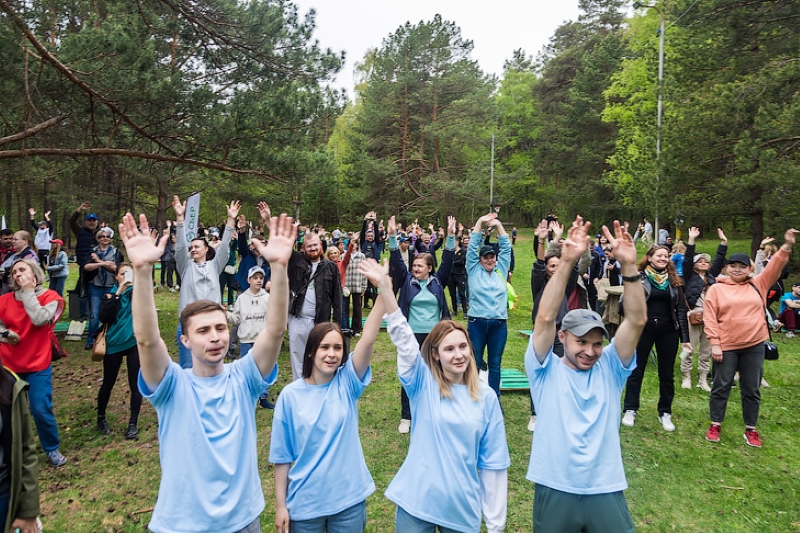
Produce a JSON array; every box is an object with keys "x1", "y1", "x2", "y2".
[
  {"x1": 78, "y1": 201, "x2": 91, "y2": 211},
  {"x1": 257, "y1": 201, "x2": 271, "y2": 221},
  {"x1": 387, "y1": 216, "x2": 397, "y2": 237},
  {"x1": 28, "y1": 207, "x2": 36, "y2": 217},
  {"x1": 119, "y1": 214, "x2": 167, "y2": 268},
  {"x1": 688, "y1": 226, "x2": 700, "y2": 244},
  {"x1": 760, "y1": 236, "x2": 775, "y2": 248},
  {"x1": 447, "y1": 216, "x2": 457, "y2": 236},
  {"x1": 534, "y1": 220, "x2": 549, "y2": 240},
  {"x1": 44, "y1": 210, "x2": 51, "y2": 220},
  {"x1": 358, "y1": 258, "x2": 391, "y2": 289},
  {"x1": 561, "y1": 216, "x2": 591, "y2": 263},
  {"x1": 549, "y1": 221, "x2": 564, "y2": 241},
  {"x1": 602, "y1": 220, "x2": 636, "y2": 266},
  {"x1": 171, "y1": 196, "x2": 186, "y2": 219},
  {"x1": 784, "y1": 228, "x2": 800, "y2": 245},
  {"x1": 717, "y1": 227, "x2": 727, "y2": 244},
  {"x1": 226, "y1": 200, "x2": 241, "y2": 220},
  {"x1": 252, "y1": 214, "x2": 296, "y2": 267},
  {"x1": 365, "y1": 211, "x2": 377, "y2": 220}
]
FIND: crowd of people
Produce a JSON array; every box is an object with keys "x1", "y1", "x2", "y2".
[{"x1": 0, "y1": 200, "x2": 797, "y2": 532}]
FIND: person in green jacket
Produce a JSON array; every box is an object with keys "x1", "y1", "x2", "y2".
[
  {"x1": 0, "y1": 366, "x2": 40, "y2": 533},
  {"x1": 96, "y1": 263, "x2": 142, "y2": 440}
]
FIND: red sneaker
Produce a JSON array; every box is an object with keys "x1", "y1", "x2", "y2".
[
  {"x1": 705, "y1": 424, "x2": 721, "y2": 443},
  {"x1": 744, "y1": 429, "x2": 762, "y2": 448}
]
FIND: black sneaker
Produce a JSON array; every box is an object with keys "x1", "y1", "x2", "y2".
[
  {"x1": 97, "y1": 418, "x2": 110, "y2": 435},
  {"x1": 259, "y1": 397, "x2": 275, "y2": 409},
  {"x1": 84, "y1": 339, "x2": 94, "y2": 351},
  {"x1": 125, "y1": 423, "x2": 138, "y2": 439}
]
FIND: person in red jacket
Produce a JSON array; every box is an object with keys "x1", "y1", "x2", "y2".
[
  {"x1": 0, "y1": 259, "x2": 67, "y2": 466},
  {"x1": 704, "y1": 227, "x2": 798, "y2": 448}
]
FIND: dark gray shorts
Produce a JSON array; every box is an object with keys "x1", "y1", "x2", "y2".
[{"x1": 533, "y1": 484, "x2": 634, "y2": 533}]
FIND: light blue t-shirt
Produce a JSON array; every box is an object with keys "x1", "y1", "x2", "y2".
[
  {"x1": 407, "y1": 278, "x2": 441, "y2": 334},
  {"x1": 269, "y1": 357, "x2": 375, "y2": 521},
  {"x1": 139, "y1": 354, "x2": 277, "y2": 533},
  {"x1": 385, "y1": 356, "x2": 510, "y2": 531},
  {"x1": 466, "y1": 231, "x2": 511, "y2": 320},
  {"x1": 524, "y1": 337, "x2": 635, "y2": 495}
]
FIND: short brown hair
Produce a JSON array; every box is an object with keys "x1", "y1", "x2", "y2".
[
  {"x1": 421, "y1": 320, "x2": 480, "y2": 401},
  {"x1": 180, "y1": 300, "x2": 227, "y2": 332}
]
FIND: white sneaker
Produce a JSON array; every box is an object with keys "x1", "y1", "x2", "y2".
[
  {"x1": 528, "y1": 415, "x2": 537, "y2": 432},
  {"x1": 622, "y1": 410, "x2": 636, "y2": 427},
  {"x1": 681, "y1": 376, "x2": 691, "y2": 389},
  {"x1": 761, "y1": 377, "x2": 769, "y2": 388},
  {"x1": 659, "y1": 413, "x2": 676, "y2": 432},
  {"x1": 398, "y1": 419, "x2": 411, "y2": 434},
  {"x1": 786, "y1": 331, "x2": 795, "y2": 338}
]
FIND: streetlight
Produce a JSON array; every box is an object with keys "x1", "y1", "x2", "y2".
[{"x1": 633, "y1": 1, "x2": 665, "y2": 238}]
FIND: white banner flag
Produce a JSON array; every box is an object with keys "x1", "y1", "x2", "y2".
[
  {"x1": 184, "y1": 193, "x2": 201, "y2": 243},
  {"x1": 1, "y1": 215, "x2": 5, "y2": 230}
]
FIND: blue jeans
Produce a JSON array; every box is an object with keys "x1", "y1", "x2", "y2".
[
  {"x1": 395, "y1": 506, "x2": 461, "y2": 533},
  {"x1": 291, "y1": 500, "x2": 366, "y2": 533},
  {"x1": 0, "y1": 492, "x2": 9, "y2": 531},
  {"x1": 49, "y1": 276, "x2": 66, "y2": 297},
  {"x1": 176, "y1": 323, "x2": 193, "y2": 369},
  {"x1": 18, "y1": 367, "x2": 61, "y2": 452},
  {"x1": 87, "y1": 284, "x2": 112, "y2": 340},
  {"x1": 467, "y1": 317, "x2": 508, "y2": 398}
]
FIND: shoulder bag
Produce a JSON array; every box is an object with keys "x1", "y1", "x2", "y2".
[{"x1": 749, "y1": 284, "x2": 778, "y2": 360}]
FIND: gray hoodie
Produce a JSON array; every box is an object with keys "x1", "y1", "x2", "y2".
[{"x1": 176, "y1": 222, "x2": 233, "y2": 312}]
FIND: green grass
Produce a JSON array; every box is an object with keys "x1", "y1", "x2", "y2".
[{"x1": 40, "y1": 230, "x2": 800, "y2": 531}]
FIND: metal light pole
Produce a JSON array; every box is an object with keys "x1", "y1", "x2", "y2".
[
  {"x1": 489, "y1": 133, "x2": 495, "y2": 211},
  {"x1": 634, "y1": 2, "x2": 665, "y2": 236}
]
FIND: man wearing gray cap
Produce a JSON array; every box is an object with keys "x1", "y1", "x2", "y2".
[{"x1": 525, "y1": 217, "x2": 647, "y2": 532}]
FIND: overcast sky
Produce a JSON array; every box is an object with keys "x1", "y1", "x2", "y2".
[{"x1": 291, "y1": 0, "x2": 585, "y2": 98}]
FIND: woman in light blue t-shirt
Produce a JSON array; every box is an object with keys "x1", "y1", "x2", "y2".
[
  {"x1": 376, "y1": 267, "x2": 511, "y2": 533},
  {"x1": 270, "y1": 258, "x2": 389, "y2": 533}
]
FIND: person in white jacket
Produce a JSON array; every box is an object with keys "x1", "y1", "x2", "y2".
[{"x1": 228, "y1": 265, "x2": 273, "y2": 408}]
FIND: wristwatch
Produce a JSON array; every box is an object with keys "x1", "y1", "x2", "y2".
[{"x1": 1, "y1": 330, "x2": 10, "y2": 339}]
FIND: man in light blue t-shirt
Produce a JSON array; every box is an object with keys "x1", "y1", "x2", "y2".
[
  {"x1": 120, "y1": 210, "x2": 296, "y2": 533},
  {"x1": 526, "y1": 217, "x2": 647, "y2": 533}
]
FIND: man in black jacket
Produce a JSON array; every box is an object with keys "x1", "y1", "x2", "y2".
[
  {"x1": 287, "y1": 232, "x2": 342, "y2": 380},
  {"x1": 360, "y1": 212, "x2": 380, "y2": 307},
  {"x1": 69, "y1": 201, "x2": 99, "y2": 320}
]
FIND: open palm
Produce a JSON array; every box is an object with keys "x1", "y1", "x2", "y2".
[
  {"x1": 119, "y1": 214, "x2": 166, "y2": 267},
  {"x1": 253, "y1": 214, "x2": 296, "y2": 266}
]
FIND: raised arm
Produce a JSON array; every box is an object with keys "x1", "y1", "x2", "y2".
[
  {"x1": 602, "y1": 221, "x2": 647, "y2": 365},
  {"x1": 533, "y1": 217, "x2": 591, "y2": 360},
  {"x1": 352, "y1": 258, "x2": 390, "y2": 379},
  {"x1": 120, "y1": 213, "x2": 171, "y2": 390},
  {"x1": 213, "y1": 200, "x2": 240, "y2": 271},
  {"x1": 533, "y1": 220, "x2": 549, "y2": 261},
  {"x1": 250, "y1": 214, "x2": 296, "y2": 378}
]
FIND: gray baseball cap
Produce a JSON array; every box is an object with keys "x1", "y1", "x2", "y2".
[
  {"x1": 248, "y1": 266, "x2": 265, "y2": 279},
  {"x1": 560, "y1": 309, "x2": 609, "y2": 338}
]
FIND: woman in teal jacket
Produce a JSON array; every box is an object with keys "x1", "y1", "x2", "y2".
[
  {"x1": 0, "y1": 366, "x2": 40, "y2": 532},
  {"x1": 96, "y1": 263, "x2": 142, "y2": 439}
]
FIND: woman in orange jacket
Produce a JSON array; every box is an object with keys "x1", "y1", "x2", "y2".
[{"x1": 703, "y1": 228, "x2": 798, "y2": 448}]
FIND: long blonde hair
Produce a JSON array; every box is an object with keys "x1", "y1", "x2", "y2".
[
  {"x1": 421, "y1": 320, "x2": 480, "y2": 401},
  {"x1": 48, "y1": 243, "x2": 62, "y2": 265}
]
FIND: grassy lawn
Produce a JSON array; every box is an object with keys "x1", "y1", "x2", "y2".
[{"x1": 39, "y1": 229, "x2": 800, "y2": 531}]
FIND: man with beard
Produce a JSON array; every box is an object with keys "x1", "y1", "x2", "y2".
[{"x1": 287, "y1": 231, "x2": 342, "y2": 380}]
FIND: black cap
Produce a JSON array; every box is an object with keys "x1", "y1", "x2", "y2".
[
  {"x1": 727, "y1": 252, "x2": 751, "y2": 266},
  {"x1": 479, "y1": 245, "x2": 496, "y2": 257}
]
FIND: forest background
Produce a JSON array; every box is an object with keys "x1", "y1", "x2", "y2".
[{"x1": 2, "y1": 0, "x2": 799, "y2": 252}]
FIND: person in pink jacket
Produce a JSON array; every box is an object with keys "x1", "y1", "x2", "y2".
[{"x1": 703, "y1": 228, "x2": 798, "y2": 448}]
